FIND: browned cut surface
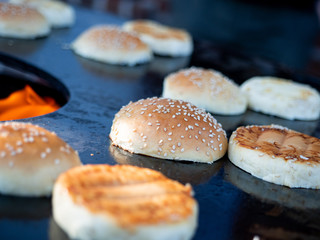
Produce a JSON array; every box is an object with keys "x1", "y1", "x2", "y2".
[
  {"x1": 233, "y1": 125, "x2": 320, "y2": 164},
  {"x1": 58, "y1": 164, "x2": 195, "y2": 227},
  {"x1": 130, "y1": 21, "x2": 187, "y2": 40}
]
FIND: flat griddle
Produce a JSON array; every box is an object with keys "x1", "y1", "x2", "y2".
[{"x1": 0, "y1": 5, "x2": 319, "y2": 240}]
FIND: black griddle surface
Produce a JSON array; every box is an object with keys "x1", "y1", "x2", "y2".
[{"x1": 0, "y1": 6, "x2": 319, "y2": 240}]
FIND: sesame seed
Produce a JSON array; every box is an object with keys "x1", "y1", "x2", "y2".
[
  {"x1": 148, "y1": 122, "x2": 152, "y2": 126},
  {"x1": 172, "y1": 145, "x2": 176, "y2": 150},
  {"x1": 195, "y1": 135, "x2": 198, "y2": 139},
  {"x1": 41, "y1": 152, "x2": 46, "y2": 158},
  {"x1": 206, "y1": 152, "x2": 210, "y2": 156},
  {"x1": 171, "y1": 150, "x2": 175, "y2": 153},
  {"x1": 55, "y1": 159, "x2": 60, "y2": 165},
  {"x1": 158, "y1": 147, "x2": 162, "y2": 152},
  {"x1": 184, "y1": 118, "x2": 188, "y2": 121},
  {"x1": 181, "y1": 135, "x2": 184, "y2": 138},
  {"x1": 164, "y1": 128, "x2": 167, "y2": 132},
  {"x1": 196, "y1": 147, "x2": 200, "y2": 151},
  {"x1": 181, "y1": 148, "x2": 184, "y2": 152},
  {"x1": 177, "y1": 142, "x2": 181, "y2": 147},
  {"x1": 199, "y1": 131, "x2": 202, "y2": 135},
  {"x1": 42, "y1": 137, "x2": 48, "y2": 142},
  {"x1": 164, "y1": 153, "x2": 168, "y2": 157},
  {"x1": 168, "y1": 132, "x2": 172, "y2": 136},
  {"x1": 195, "y1": 123, "x2": 199, "y2": 127},
  {"x1": 172, "y1": 115, "x2": 176, "y2": 118},
  {"x1": 168, "y1": 138, "x2": 172, "y2": 141},
  {"x1": 202, "y1": 139, "x2": 206, "y2": 143},
  {"x1": 177, "y1": 124, "x2": 181, "y2": 127},
  {"x1": 159, "y1": 139, "x2": 163, "y2": 145}
]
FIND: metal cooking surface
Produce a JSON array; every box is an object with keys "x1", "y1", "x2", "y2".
[{"x1": 0, "y1": 6, "x2": 320, "y2": 240}]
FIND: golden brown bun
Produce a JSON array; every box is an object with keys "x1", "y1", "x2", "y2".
[
  {"x1": 0, "y1": 2, "x2": 50, "y2": 39},
  {"x1": 123, "y1": 20, "x2": 193, "y2": 57},
  {"x1": 72, "y1": 25, "x2": 152, "y2": 66},
  {"x1": 163, "y1": 67, "x2": 247, "y2": 115},
  {"x1": 228, "y1": 125, "x2": 320, "y2": 188},
  {"x1": 53, "y1": 164, "x2": 198, "y2": 240},
  {"x1": 10, "y1": 0, "x2": 75, "y2": 28},
  {"x1": 0, "y1": 121, "x2": 81, "y2": 197},
  {"x1": 110, "y1": 97, "x2": 228, "y2": 163}
]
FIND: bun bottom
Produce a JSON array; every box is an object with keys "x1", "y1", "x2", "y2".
[{"x1": 53, "y1": 182, "x2": 198, "y2": 240}]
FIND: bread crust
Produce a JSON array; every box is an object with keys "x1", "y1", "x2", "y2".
[
  {"x1": 0, "y1": 121, "x2": 81, "y2": 196},
  {"x1": 163, "y1": 67, "x2": 247, "y2": 115},
  {"x1": 0, "y1": 2, "x2": 50, "y2": 39},
  {"x1": 123, "y1": 20, "x2": 193, "y2": 57},
  {"x1": 228, "y1": 125, "x2": 320, "y2": 188},
  {"x1": 110, "y1": 97, "x2": 227, "y2": 163},
  {"x1": 241, "y1": 76, "x2": 320, "y2": 120},
  {"x1": 72, "y1": 25, "x2": 152, "y2": 66},
  {"x1": 53, "y1": 164, "x2": 198, "y2": 240}
]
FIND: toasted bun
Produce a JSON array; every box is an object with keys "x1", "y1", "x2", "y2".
[
  {"x1": 0, "y1": 2, "x2": 50, "y2": 39},
  {"x1": 240, "y1": 76, "x2": 320, "y2": 120},
  {"x1": 10, "y1": 0, "x2": 75, "y2": 28},
  {"x1": 72, "y1": 25, "x2": 152, "y2": 66},
  {"x1": 163, "y1": 67, "x2": 247, "y2": 115},
  {"x1": 228, "y1": 125, "x2": 320, "y2": 189},
  {"x1": 0, "y1": 121, "x2": 81, "y2": 197},
  {"x1": 53, "y1": 164, "x2": 198, "y2": 240},
  {"x1": 110, "y1": 97, "x2": 227, "y2": 163},
  {"x1": 123, "y1": 20, "x2": 193, "y2": 57}
]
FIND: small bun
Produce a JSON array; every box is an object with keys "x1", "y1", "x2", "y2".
[
  {"x1": 0, "y1": 121, "x2": 82, "y2": 197},
  {"x1": 110, "y1": 97, "x2": 227, "y2": 163},
  {"x1": 53, "y1": 164, "x2": 198, "y2": 240},
  {"x1": 228, "y1": 124, "x2": 320, "y2": 189},
  {"x1": 72, "y1": 25, "x2": 152, "y2": 66},
  {"x1": 123, "y1": 20, "x2": 193, "y2": 57},
  {"x1": 0, "y1": 2, "x2": 50, "y2": 39},
  {"x1": 10, "y1": 0, "x2": 75, "y2": 28},
  {"x1": 163, "y1": 67, "x2": 247, "y2": 115},
  {"x1": 241, "y1": 76, "x2": 320, "y2": 120}
]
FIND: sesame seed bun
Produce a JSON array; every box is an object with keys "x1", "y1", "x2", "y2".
[
  {"x1": 240, "y1": 76, "x2": 320, "y2": 120},
  {"x1": 72, "y1": 25, "x2": 153, "y2": 66},
  {"x1": 10, "y1": 0, "x2": 75, "y2": 28},
  {"x1": 228, "y1": 125, "x2": 320, "y2": 189},
  {"x1": 109, "y1": 97, "x2": 228, "y2": 163},
  {"x1": 0, "y1": 2, "x2": 50, "y2": 39},
  {"x1": 162, "y1": 67, "x2": 247, "y2": 115},
  {"x1": 52, "y1": 164, "x2": 198, "y2": 240},
  {"x1": 0, "y1": 121, "x2": 81, "y2": 197},
  {"x1": 123, "y1": 20, "x2": 193, "y2": 57}
]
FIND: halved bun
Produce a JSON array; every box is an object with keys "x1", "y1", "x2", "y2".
[
  {"x1": 72, "y1": 25, "x2": 152, "y2": 66},
  {"x1": 110, "y1": 97, "x2": 227, "y2": 163},
  {"x1": 228, "y1": 124, "x2": 320, "y2": 189},
  {"x1": 163, "y1": 67, "x2": 247, "y2": 115},
  {"x1": 123, "y1": 20, "x2": 193, "y2": 57},
  {"x1": 10, "y1": 0, "x2": 75, "y2": 28},
  {"x1": 0, "y1": 2, "x2": 50, "y2": 39},
  {"x1": 240, "y1": 76, "x2": 320, "y2": 120},
  {"x1": 0, "y1": 121, "x2": 81, "y2": 196},
  {"x1": 53, "y1": 164, "x2": 198, "y2": 240}
]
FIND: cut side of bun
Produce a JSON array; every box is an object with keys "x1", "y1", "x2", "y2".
[
  {"x1": 110, "y1": 97, "x2": 228, "y2": 163},
  {"x1": 0, "y1": 2, "x2": 50, "y2": 39},
  {"x1": 53, "y1": 164, "x2": 198, "y2": 240},
  {"x1": 123, "y1": 20, "x2": 193, "y2": 57},
  {"x1": 163, "y1": 67, "x2": 247, "y2": 115},
  {"x1": 0, "y1": 121, "x2": 82, "y2": 197},
  {"x1": 240, "y1": 76, "x2": 320, "y2": 120},
  {"x1": 228, "y1": 125, "x2": 320, "y2": 189},
  {"x1": 72, "y1": 25, "x2": 152, "y2": 66}
]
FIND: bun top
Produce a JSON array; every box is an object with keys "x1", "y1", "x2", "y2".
[
  {"x1": 73, "y1": 25, "x2": 151, "y2": 53},
  {"x1": 0, "y1": 2, "x2": 50, "y2": 39},
  {"x1": 110, "y1": 97, "x2": 228, "y2": 163},
  {"x1": 0, "y1": 121, "x2": 81, "y2": 172},
  {"x1": 163, "y1": 67, "x2": 247, "y2": 115}
]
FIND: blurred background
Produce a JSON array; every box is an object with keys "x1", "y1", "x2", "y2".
[{"x1": 65, "y1": 0, "x2": 320, "y2": 78}]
